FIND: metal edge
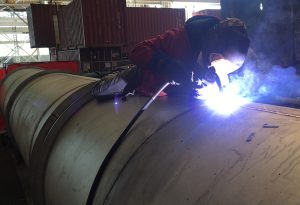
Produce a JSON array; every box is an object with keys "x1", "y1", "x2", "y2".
[
  {"x1": 4, "y1": 70, "x2": 51, "y2": 138},
  {"x1": 2, "y1": 69, "x2": 80, "y2": 166},
  {"x1": 4, "y1": 69, "x2": 73, "y2": 130},
  {"x1": 86, "y1": 87, "x2": 190, "y2": 204},
  {"x1": 0, "y1": 67, "x2": 42, "y2": 93}
]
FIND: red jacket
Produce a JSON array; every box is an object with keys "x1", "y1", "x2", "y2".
[{"x1": 129, "y1": 16, "x2": 220, "y2": 96}]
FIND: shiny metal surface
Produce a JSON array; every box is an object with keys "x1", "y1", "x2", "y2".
[
  {"x1": 2, "y1": 68, "x2": 300, "y2": 205},
  {"x1": 103, "y1": 103, "x2": 300, "y2": 205},
  {"x1": 45, "y1": 97, "x2": 191, "y2": 205},
  {"x1": 9, "y1": 72, "x2": 96, "y2": 166},
  {"x1": 0, "y1": 68, "x2": 43, "y2": 114},
  {"x1": 0, "y1": 68, "x2": 99, "y2": 204}
]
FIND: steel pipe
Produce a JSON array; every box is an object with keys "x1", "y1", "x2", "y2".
[{"x1": 1, "y1": 68, "x2": 300, "y2": 205}]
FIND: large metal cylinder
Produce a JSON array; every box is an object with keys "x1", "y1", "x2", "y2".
[{"x1": 2, "y1": 68, "x2": 300, "y2": 205}]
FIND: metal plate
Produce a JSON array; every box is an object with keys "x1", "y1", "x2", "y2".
[{"x1": 104, "y1": 103, "x2": 300, "y2": 205}]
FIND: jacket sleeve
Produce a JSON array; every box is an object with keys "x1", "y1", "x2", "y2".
[
  {"x1": 128, "y1": 28, "x2": 193, "y2": 95},
  {"x1": 128, "y1": 28, "x2": 185, "y2": 70}
]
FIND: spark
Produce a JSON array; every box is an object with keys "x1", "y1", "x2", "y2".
[
  {"x1": 211, "y1": 59, "x2": 240, "y2": 87},
  {"x1": 195, "y1": 80, "x2": 251, "y2": 115},
  {"x1": 204, "y1": 91, "x2": 250, "y2": 115}
]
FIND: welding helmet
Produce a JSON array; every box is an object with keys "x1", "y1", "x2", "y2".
[{"x1": 203, "y1": 18, "x2": 250, "y2": 87}]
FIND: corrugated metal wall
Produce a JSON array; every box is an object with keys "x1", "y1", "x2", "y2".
[
  {"x1": 27, "y1": 6, "x2": 35, "y2": 47},
  {"x1": 81, "y1": 0, "x2": 126, "y2": 47},
  {"x1": 27, "y1": 4, "x2": 58, "y2": 48},
  {"x1": 125, "y1": 7, "x2": 185, "y2": 51},
  {"x1": 30, "y1": 2, "x2": 186, "y2": 56},
  {"x1": 58, "y1": 6, "x2": 68, "y2": 49},
  {"x1": 58, "y1": 0, "x2": 126, "y2": 49},
  {"x1": 69, "y1": 0, "x2": 85, "y2": 48},
  {"x1": 58, "y1": 2, "x2": 84, "y2": 49}
]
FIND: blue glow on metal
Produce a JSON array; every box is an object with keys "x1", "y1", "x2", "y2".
[{"x1": 195, "y1": 79, "x2": 251, "y2": 115}]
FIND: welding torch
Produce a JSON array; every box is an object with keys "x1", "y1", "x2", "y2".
[{"x1": 208, "y1": 58, "x2": 241, "y2": 92}]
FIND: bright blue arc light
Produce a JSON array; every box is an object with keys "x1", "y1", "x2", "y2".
[{"x1": 195, "y1": 80, "x2": 251, "y2": 115}]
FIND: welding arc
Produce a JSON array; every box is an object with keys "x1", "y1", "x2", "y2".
[
  {"x1": 87, "y1": 82, "x2": 171, "y2": 204},
  {"x1": 214, "y1": 73, "x2": 223, "y2": 92}
]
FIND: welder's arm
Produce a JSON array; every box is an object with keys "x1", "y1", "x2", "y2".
[
  {"x1": 149, "y1": 51, "x2": 191, "y2": 84},
  {"x1": 129, "y1": 30, "x2": 191, "y2": 84},
  {"x1": 130, "y1": 47, "x2": 190, "y2": 84}
]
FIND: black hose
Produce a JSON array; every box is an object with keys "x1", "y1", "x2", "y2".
[{"x1": 87, "y1": 82, "x2": 172, "y2": 205}]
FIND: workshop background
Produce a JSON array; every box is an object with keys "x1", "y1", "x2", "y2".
[{"x1": 1, "y1": 0, "x2": 300, "y2": 205}]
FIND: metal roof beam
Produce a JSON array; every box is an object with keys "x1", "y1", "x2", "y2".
[
  {"x1": 0, "y1": 40, "x2": 28, "y2": 44},
  {"x1": 0, "y1": 26, "x2": 28, "y2": 33},
  {"x1": 0, "y1": 17, "x2": 27, "y2": 26}
]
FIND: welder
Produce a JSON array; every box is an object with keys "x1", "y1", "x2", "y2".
[{"x1": 92, "y1": 16, "x2": 250, "y2": 99}]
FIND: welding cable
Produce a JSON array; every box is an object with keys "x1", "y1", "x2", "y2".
[{"x1": 87, "y1": 81, "x2": 173, "y2": 204}]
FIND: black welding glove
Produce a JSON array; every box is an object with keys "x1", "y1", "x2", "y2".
[
  {"x1": 150, "y1": 51, "x2": 192, "y2": 85},
  {"x1": 92, "y1": 66, "x2": 142, "y2": 101},
  {"x1": 200, "y1": 66, "x2": 223, "y2": 90},
  {"x1": 191, "y1": 66, "x2": 223, "y2": 99}
]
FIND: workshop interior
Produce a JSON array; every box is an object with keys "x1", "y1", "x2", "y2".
[{"x1": 0, "y1": 0, "x2": 300, "y2": 204}]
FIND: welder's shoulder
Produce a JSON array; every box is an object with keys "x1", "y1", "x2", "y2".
[{"x1": 156, "y1": 28, "x2": 186, "y2": 40}]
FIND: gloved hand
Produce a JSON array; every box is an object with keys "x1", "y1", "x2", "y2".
[
  {"x1": 150, "y1": 51, "x2": 191, "y2": 84},
  {"x1": 165, "y1": 79, "x2": 202, "y2": 99},
  {"x1": 170, "y1": 68, "x2": 220, "y2": 100},
  {"x1": 92, "y1": 66, "x2": 142, "y2": 101},
  {"x1": 195, "y1": 80, "x2": 220, "y2": 99},
  {"x1": 198, "y1": 66, "x2": 224, "y2": 91}
]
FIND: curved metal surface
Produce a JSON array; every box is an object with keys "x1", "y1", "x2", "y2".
[
  {"x1": 91, "y1": 98, "x2": 193, "y2": 204},
  {"x1": 0, "y1": 68, "x2": 43, "y2": 114},
  {"x1": 103, "y1": 103, "x2": 300, "y2": 205},
  {"x1": 29, "y1": 83, "x2": 97, "y2": 205},
  {"x1": 3, "y1": 68, "x2": 300, "y2": 205},
  {"x1": 9, "y1": 72, "x2": 97, "y2": 166},
  {"x1": 44, "y1": 97, "x2": 192, "y2": 205},
  {"x1": 0, "y1": 68, "x2": 191, "y2": 205}
]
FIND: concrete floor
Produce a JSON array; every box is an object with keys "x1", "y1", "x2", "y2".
[{"x1": 0, "y1": 134, "x2": 28, "y2": 205}]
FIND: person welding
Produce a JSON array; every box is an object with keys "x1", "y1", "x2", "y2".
[{"x1": 92, "y1": 15, "x2": 250, "y2": 99}]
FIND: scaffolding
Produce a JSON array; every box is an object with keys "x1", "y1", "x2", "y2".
[{"x1": 0, "y1": 0, "x2": 70, "y2": 67}]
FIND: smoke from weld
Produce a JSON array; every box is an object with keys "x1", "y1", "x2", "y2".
[{"x1": 230, "y1": 65, "x2": 300, "y2": 99}]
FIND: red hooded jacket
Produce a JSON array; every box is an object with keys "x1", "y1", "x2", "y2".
[{"x1": 129, "y1": 16, "x2": 221, "y2": 96}]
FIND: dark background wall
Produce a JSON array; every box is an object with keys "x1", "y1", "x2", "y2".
[{"x1": 221, "y1": 0, "x2": 300, "y2": 68}]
